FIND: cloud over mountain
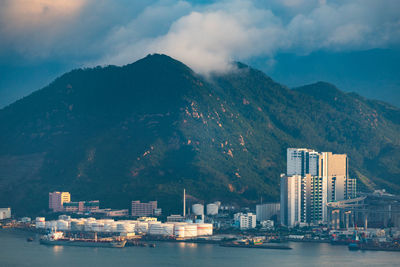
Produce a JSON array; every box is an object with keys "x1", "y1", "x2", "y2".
[{"x1": 1, "y1": 0, "x2": 399, "y2": 73}]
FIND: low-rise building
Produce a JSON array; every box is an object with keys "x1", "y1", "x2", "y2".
[
  {"x1": 167, "y1": 214, "x2": 185, "y2": 222},
  {"x1": 235, "y1": 212, "x2": 256, "y2": 229},
  {"x1": 0, "y1": 208, "x2": 11, "y2": 220},
  {"x1": 91, "y1": 209, "x2": 129, "y2": 217},
  {"x1": 131, "y1": 201, "x2": 157, "y2": 217},
  {"x1": 260, "y1": 220, "x2": 274, "y2": 229},
  {"x1": 63, "y1": 200, "x2": 99, "y2": 213}
]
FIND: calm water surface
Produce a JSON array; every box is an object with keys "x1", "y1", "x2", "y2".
[{"x1": 1, "y1": 230, "x2": 399, "y2": 267}]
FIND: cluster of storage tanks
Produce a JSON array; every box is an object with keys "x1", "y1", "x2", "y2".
[
  {"x1": 35, "y1": 216, "x2": 212, "y2": 238},
  {"x1": 191, "y1": 202, "x2": 219, "y2": 216}
]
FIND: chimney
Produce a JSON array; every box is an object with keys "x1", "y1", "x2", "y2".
[{"x1": 183, "y1": 188, "x2": 186, "y2": 217}]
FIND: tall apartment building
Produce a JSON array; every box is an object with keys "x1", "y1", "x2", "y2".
[
  {"x1": 49, "y1": 192, "x2": 71, "y2": 212},
  {"x1": 302, "y1": 174, "x2": 327, "y2": 224},
  {"x1": 280, "y1": 174, "x2": 302, "y2": 227},
  {"x1": 287, "y1": 148, "x2": 320, "y2": 176},
  {"x1": 131, "y1": 201, "x2": 157, "y2": 217},
  {"x1": 281, "y1": 148, "x2": 356, "y2": 226},
  {"x1": 319, "y1": 152, "x2": 348, "y2": 202}
]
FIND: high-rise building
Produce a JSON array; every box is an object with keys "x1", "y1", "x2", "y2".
[
  {"x1": 302, "y1": 174, "x2": 327, "y2": 224},
  {"x1": 281, "y1": 148, "x2": 356, "y2": 226},
  {"x1": 280, "y1": 174, "x2": 302, "y2": 227},
  {"x1": 287, "y1": 148, "x2": 320, "y2": 176},
  {"x1": 131, "y1": 201, "x2": 157, "y2": 217},
  {"x1": 49, "y1": 192, "x2": 71, "y2": 212},
  {"x1": 319, "y1": 152, "x2": 348, "y2": 202},
  {"x1": 256, "y1": 203, "x2": 280, "y2": 222}
]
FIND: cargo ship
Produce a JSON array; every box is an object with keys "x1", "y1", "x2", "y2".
[{"x1": 40, "y1": 231, "x2": 126, "y2": 248}]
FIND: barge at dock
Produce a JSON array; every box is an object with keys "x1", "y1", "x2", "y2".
[{"x1": 220, "y1": 238, "x2": 292, "y2": 250}]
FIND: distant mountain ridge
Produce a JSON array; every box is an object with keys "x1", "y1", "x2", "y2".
[{"x1": 0, "y1": 54, "x2": 399, "y2": 215}]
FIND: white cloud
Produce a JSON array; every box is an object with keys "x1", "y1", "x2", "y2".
[
  {"x1": 98, "y1": 0, "x2": 400, "y2": 73},
  {"x1": 1, "y1": 0, "x2": 399, "y2": 73}
]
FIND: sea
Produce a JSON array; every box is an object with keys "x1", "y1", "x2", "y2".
[{"x1": 1, "y1": 230, "x2": 399, "y2": 267}]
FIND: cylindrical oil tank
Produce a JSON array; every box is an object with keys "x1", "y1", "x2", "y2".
[
  {"x1": 136, "y1": 222, "x2": 149, "y2": 233},
  {"x1": 57, "y1": 220, "x2": 69, "y2": 230},
  {"x1": 149, "y1": 224, "x2": 163, "y2": 235},
  {"x1": 206, "y1": 204, "x2": 218, "y2": 215},
  {"x1": 84, "y1": 221, "x2": 96, "y2": 232},
  {"x1": 92, "y1": 222, "x2": 104, "y2": 232},
  {"x1": 192, "y1": 204, "x2": 204, "y2": 215},
  {"x1": 36, "y1": 221, "x2": 45, "y2": 229},
  {"x1": 161, "y1": 224, "x2": 174, "y2": 236},
  {"x1": 58, "y1": 215, "x2": 71, "y2": 221},
  {"x1": 196, "y1": 223, "x2": 213, "y2": 236},
  {"x1": 184, "y1": 224, "x2": 197, "y2": 238},
  {"x1": 174, "y1": 225, "x2": 185, "y2": 238},
  {"x1": 70, "y1": 221, "x2": 83, "y2": 231},
  {"x1": 116, "y1": 222, "x2": 135, "y2": 233},
  {"x1": 36, "y1": 217, "x2": 45, "y2": 223}
]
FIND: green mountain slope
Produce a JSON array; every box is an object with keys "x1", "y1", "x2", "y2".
[{"x1": 0, "y1": 54, "x2": 399, "y2": 215}]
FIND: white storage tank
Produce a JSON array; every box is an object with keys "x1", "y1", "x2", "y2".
[
  {"x1": 149, "y1": 223, "x2": 163, "y2": 235},
  {"x1": 206, "y1": 203, "x2": 218, "y2": 215},
  {"x1": 136, "y1": 222, "x2": 149, "y2": 233},
  {"x1": 57, "y1": 220, "x2": 69, "y2": 230},
  {"x1": 92, "y1": 222, "x2": 104, "y2": 232},
  {"x1": 85, "y1": 221, "x2": 96, "y2": 232},
  {"x1": 103, "y1": 222, "x2": 114, "y2": 232},
  {"x1": 58, "y1": 215, "x2": 71, "y2": 221},
  {"x1": 196, "y1": 223, "x2": 213, "y2": 236},
  {"x1": 161, "y1": 224, "x2": 174, "y2": 236},
  {"x1": 174, "y1": 225, "x2": 185, "y2": 238},
  {"x1": 184, "y1": 224, "x2": 198, "y2": 238},
  {"x1": 36, "y1": 221, "x2": 45, "y2": 229},
  {"x1": 116, "y1": 222, "x2": 135, "y2": 233},
  {"x1": 45, "y1": 220, "x2": 57, "y2": 229},
  {"x1": 35, "y1": 217, "x2": 45, "y2": 223},
  {"x1": 71, "y1": 221, "x2": 84, "y2": 231},
  {"x1": 21, "y1": 217, "x2": 31, "y2": 223},
  {"x1": 192, "y1": 204, "x2": 204, "y2": 215}
]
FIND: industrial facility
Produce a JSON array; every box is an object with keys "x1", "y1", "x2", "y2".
[{"x1": 35, "y1": 215, "x2": 213, "y2": 239}]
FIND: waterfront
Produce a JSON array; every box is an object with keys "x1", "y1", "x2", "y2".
[{"x1": 1, "y1": 230, "x2": 399, "y2": 267}]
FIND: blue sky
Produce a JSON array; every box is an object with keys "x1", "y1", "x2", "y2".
[{"x1": 0, "y1": 0, "x2": 399, "y2": 107}]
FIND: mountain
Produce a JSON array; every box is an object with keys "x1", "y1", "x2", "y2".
[{"x1": 0, "y1": 54, "x2": 399, "y2": 216}]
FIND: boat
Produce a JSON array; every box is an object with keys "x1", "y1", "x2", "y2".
[
  {"x1": 27, "y1": 237, "x2": 34, "y2": 242},
  {"x1": 40, "y1": 231, "x2": 126, "y2": 248},
  {"x1": 221, "y1": 242, "x2": 292, "y2": 250},
  {"x1": 348, "y1": 243, "x2": 360, "y2": 251},
  {"x1": 149, "y1": 243, "x2": 156, "y2": 248}
]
